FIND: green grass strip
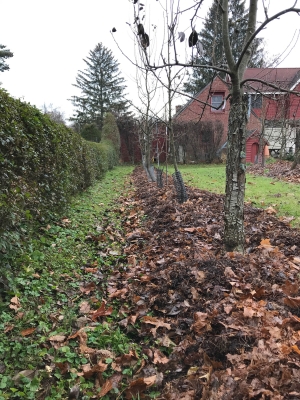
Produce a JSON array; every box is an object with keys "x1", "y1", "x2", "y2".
[{"x1": 174, "y1": 164, "x2": 300, "y2": 227}]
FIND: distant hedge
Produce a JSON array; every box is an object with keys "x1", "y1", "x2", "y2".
[{"x1": 0, "y1": 89, "x2": 118, "y2": 255}]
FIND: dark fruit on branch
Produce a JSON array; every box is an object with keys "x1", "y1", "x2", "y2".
[
  {"x1": 137, "y1": 23, "x2": 144, "y2": 35},
  {"x1": 140, "y1": 32, "x2": 149, "y2": 48},
  {"x1": 188, "y1": 30, "x2": 198, "y2": 47}
]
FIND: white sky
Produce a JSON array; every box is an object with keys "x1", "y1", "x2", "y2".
[{"x1": 1, "y1": 0, "x2": 300, "y2": 122}]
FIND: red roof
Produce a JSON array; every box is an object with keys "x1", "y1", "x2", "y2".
[{"x1": 243, "y1": 68, "x2": 300, "y2": 92}]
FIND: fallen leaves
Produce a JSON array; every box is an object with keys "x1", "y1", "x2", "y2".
[
  {"x1": 91, "y1": 302, "x2": 113, "y2": 320},
  {"x1": 79, "y1": 282, "x2": 96, "y2": 294},
  {"x1": 9, "y1": 296, "x2": 21, "y2": 311},
  {"x1": 141, "y1": 316, "x2": 171, "y2": 337}
]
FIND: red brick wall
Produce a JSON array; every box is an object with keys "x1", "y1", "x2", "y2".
[
  {"x1": 288, "y1": 82, "x2": 300, "y2": 120},
  {"x1": 175, "y1": 77, "x2": 230, "y2": 144}
]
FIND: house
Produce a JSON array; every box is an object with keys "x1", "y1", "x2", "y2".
[
  {"x1": 174, "y1": 68, "x2": 300, "y2": 161},
  {"x1": 244, "y1": 68, "x2": 300, "y2": 156},
  {"x1": 217, "y1": 130, "x2": 269, "y2": 163}
]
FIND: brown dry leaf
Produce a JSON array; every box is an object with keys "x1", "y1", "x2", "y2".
[
  {"x1": 98, "y1": 374, "x2": 122, "y2": 397},
  {"x1": 265, "y1": 206, "x2": 277, "y2": 214},
  {"x1": 16, "y1": 312, "x2": 24, "y2": 320},
  {"x1": 293, "y1": 257, "x2": 300, "y2": 265},
  {"x1": 81, "y1": 360, "x2": 107, "y2": 378},
  {"x1": 79, "y1": 282, "x2": 96, "y2": 294},
  {"x1": 85, "y1": 267, "x2": 98, "y2": 273},
  {"x1": 108, "y1": 288, "x2": 128, "y2": 299},
  {"x1": 55, "y1": 362, "x2": 69, "y2": 374},
  {"x1": 284, "y1": 296, "x2": 300, "y2": 308},
  {"x1": 125, "y1": 378, "x2": 147, "y2": 399},
  {"x1": 127, "y1": 254, "x2": 137, "y2": 266},
  {"x1": 115, "y1": 350, "x2": 138, "y2": 366},
  {"x1": 91, "y1": 303, "x2": 113, "y2": 321},
  {"x1": 9, "y1": 296, "x2": 21, "y2": 311},
  {"x1": 153, "y1": 349, "x2": 169, "y2": 364},
  {"x1": 12, "y1": 370, "x2": 37, "y2": 383},
  {"x1": 79, "y1": 301, "x2": 91, "y2": 315},
  {"x1": 292, "y1": 345, "x2": 300, "y2": 355},
  {"x1": 259, "y1": 238, "x2": 272, "y2": 248},
  {"x1": 268, "y1": 327, "x2": 281, "y2": 340},
  {"x1": 187, "y1": 366, "x2": 199, "y2": 375},
  {"x1": 192, "y1": 312, "x2": 208, "y2": 335},
  {"x1": 144, "y1": 375, "x2": 157, "y2": 386},
  {"x1": 224, "y1": 267, "x2": 237, "y2": 279},
  {"x1": 20, "y1": 327, "x2": 36, "y2": 336},
  {"x1": 244, "y1": 307, "x2": 255, "y2": 318},
  {"x1": 184, "y1": 227, "x2": 196, "y2": 233},
  {"x1": 224, "y1": 305, "x2": 233, "y2": 315},
  {"x1": 282, "y1": 281, "x2": 299, "y2": 296},
  {"x1": 49, "y1": 335, "x2": 66, "y2": 342},
  {"x1": 281, "y1": 344, "x2": 292, "y2": 355},
  {"x1": 191, "y1": 287, "x2": 199, "y2": 300},
  {"x1": 196, "y1": 270, "x2": 206, "y2": 283},
  {"x1": 158, "y1": 335, "x2": 176, "y2": 348},
  {"x1": 140, "y1": 275, "x2": 151, "y2": 282},
  {"x1": 128, "y1": 315, "x2": 137, "y2": 325},
  {"x1": 141, "y1": 316, "x2": 171, "y2": 335},
  {"x1": 4, "y1": 324, "x2": 14, "y2": 333}
]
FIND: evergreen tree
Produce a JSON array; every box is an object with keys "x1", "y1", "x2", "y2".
[
  {"x1": 102, "y1": 112, "x2": 121, "y2": 153},
  {"x1": 70, "y1": 43, "x2": 130, "y2": 131},
  {"x1": 183, "y1": 0, "x2": 265, "y2": 95},
  {"x1": 81, "y1": 123, "x2": 101, "y2": 142},
  {"x1": 0, "y1": 44, "x2": 13, "y2": 72}
]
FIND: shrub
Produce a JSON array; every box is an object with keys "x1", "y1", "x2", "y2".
[{"x1": 0, "y1": 89, "x2": 116, "y2": 258}]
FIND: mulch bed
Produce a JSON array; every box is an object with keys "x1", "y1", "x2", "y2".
[
  {"x1": 116, "y1": 165, "x2": 300, "y2": 399},
  {"x1": 247, "y1": 160, "x2": 300, "y2": 184}
]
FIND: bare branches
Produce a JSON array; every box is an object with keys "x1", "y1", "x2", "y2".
[
  {"x1": 242, "y1": 78, "x2": 300, "y2": 96},
  {"x1": 236, "y1": 5, "x2": 300, "y2": 70},
  {"x1": 221, "y1": 0, "x2": 235, "y2": 73}
]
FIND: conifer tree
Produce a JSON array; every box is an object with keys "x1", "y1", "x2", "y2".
[
  {"x1": 0, "y1": 44, "x2": 13, "y2": 72},
  {"x1": 70, "y1": 43, "x2": 130, "y2": 131},
  {"x1": 183, "y1": 0, "x2": 265, "y2": 95}
]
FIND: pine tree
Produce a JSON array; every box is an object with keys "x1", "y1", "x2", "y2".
[
  {"x1": 0, "y1": 44, "x2": 13, "y2": 72},
  {"x1": 70, "y1": 43, "x2": 130, "y2": 131},
  {"x1": 183, "y1": 0, "x2": 265, "y2": 95}
]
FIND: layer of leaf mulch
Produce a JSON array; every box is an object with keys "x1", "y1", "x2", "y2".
[
  {"x1": 113, "y1": 166, "x2": 300, "y2": 399},
  {"x1": 247, "y1": 160, "x2": 300, "y2": 184}
]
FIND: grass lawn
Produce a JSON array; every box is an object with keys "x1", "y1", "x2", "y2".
[{"x1": 171, "y1": 164, "x2": 300, "y2": 227}]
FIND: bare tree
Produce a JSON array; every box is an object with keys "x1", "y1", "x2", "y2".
[
  {"x1": 128, "y1": 0, "x2": 300, "y2": 252},
  {"x1": 42, "y1": 103, "x2": 66, "y2": 125}
]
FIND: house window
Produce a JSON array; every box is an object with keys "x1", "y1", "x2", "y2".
[
  {"x1": 211, "y1": 93, "x2": 225, "y2": 112},
  {"x1": 250, "y1": 94, "x2": 262, "y2": 109}
]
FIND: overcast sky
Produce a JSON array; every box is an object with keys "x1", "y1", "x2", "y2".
[{"x1": 1, "y1": 0, "x2": 300, "y2": 123}]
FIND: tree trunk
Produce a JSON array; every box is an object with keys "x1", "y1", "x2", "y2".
[
  {"x1": 224, "y1": 95, "x2": 248, "y2": 252},
  {"x1": 291, "y1": 128, "x2": 300, "y2": 170}
]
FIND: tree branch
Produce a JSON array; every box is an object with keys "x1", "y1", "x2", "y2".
[
  {"x1": 242, "y1": 77, "x2": 300, "y2": 96},
  {"x1": 236, "y1": 5, "x2": 300, "y2": 70},
  {"x1": 221, "y1": 0, "x2": 235, "y2": 72}
]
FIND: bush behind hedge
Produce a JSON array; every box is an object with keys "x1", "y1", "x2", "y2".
[{"x1": 0, "y1": 89, "x2": 117, "y2": 255}]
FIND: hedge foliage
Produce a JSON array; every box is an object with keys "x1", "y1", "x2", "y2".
[{"x1": 0, "y1": 89, "x2": 118, "y2": 256}]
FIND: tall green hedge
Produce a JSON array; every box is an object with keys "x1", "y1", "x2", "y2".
[{"x1": 0, "y1": 89, "x2": 117, "y2": 255}]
